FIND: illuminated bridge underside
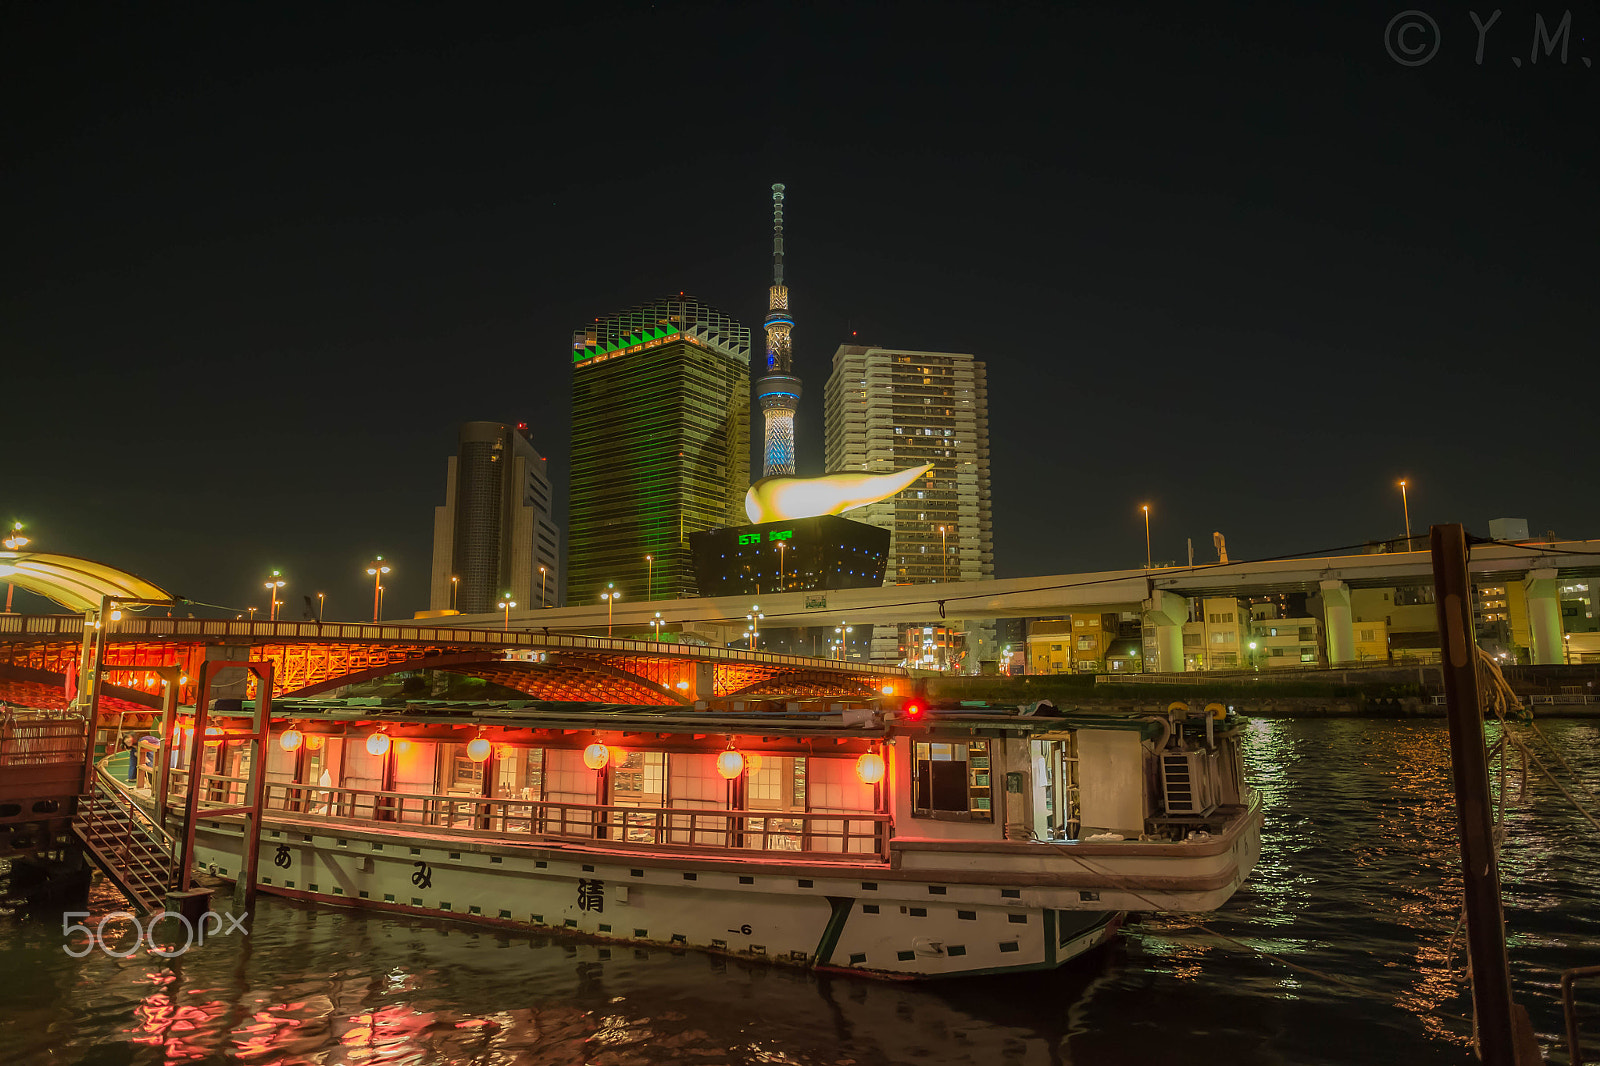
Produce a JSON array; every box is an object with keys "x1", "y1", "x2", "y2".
[
  {"x1": 0, "y1": 662, "x2": 163, "y2": 718},
  {"x1": 0, "y1": 621, "x2": 896, "y2": 713}
]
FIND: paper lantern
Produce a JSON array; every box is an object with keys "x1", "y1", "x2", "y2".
[
  {"x1": 583, "y1": 743, "x2": 610, "y2": 770},
  {"x1": 396, "y1": 739, "x2": 412, "y2": 754},
  {"x1": 717, "y1": 749, "x2": 745, "y2": 780},
  {"x1": 855, "y1": 752, "x2": 886, "y2": 785},
  {"x1": 467, "y1": 737, "x2": 492, "y2": 762},
  {"x1": 745, "y1": 753, "x2": 764, "y2": 775},
  {"x1": 280, "y1": 728, "x2": 303, "y2": 752},
  {"x1": 306, "y1": 734, "x2": 324, "y2": 751},
  {"x1": 366, "y1": 733, "x2": 391, "y2": 756}
]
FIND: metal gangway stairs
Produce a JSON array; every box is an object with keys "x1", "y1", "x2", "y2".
[{"x1": 73, "y1": 759, "x2": 178, "y2": 913}]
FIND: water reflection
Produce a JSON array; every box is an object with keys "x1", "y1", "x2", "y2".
[{"x1": 2, "y1": 720, "x2": 1598, "y2": 1064}]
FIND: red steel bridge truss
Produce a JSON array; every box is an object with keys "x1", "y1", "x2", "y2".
[{"x1": 0, "y1": 616, "x2": 901, "y2": 726}]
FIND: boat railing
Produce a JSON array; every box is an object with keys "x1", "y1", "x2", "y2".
[
  {"x1": 0, "y1": 712, "x2": 88, "y2": 767},
  {"x1": 167, "y1": 770, "x2": 890, "y2": 861}
]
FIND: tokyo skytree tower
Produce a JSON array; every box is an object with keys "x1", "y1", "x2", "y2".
[{"x1": 755, "y1": 183, "x2": 800, "y2": 477}]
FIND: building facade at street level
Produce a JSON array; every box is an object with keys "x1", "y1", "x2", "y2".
[
  {"x1": 1028, "y1": 614, "x2": 1120, "y2": 674},
  {"x1": 824, "y1": 345, "x2": 994, "y2": 667},
  {"x1": 568, "y1": 295, "x2": 751, "y2": 609},
  {"x1": 428, "y1": 421, "x2": 561, "y2": 615}
]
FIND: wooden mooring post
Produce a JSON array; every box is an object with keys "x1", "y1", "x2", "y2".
[{"x1": 1430, "y1": 523, "x2": 1542, "y2": 1065}]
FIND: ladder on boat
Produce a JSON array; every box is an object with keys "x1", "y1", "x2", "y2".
[{"x1": 72, "y1": 767, "x2": 178, "y2": 913}]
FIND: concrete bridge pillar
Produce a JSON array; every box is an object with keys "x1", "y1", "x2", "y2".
[
  {"x1": 688, "y1": 660, "x2": 716, "y2": 702},
  {"x1": 1523, "y1": 568, "x2": 1563, "y2": 664},
  {"x1": 1320, "y1": 580, "x2": 1355, "y2": 665},
  {"x1": 1141, "y1": 589, "x2": 1190, "y2": 672}
]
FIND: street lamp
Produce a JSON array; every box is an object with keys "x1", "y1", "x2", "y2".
[
  {"x1": 2, "y1": 521, "x2": 28, "y2": 613},
  {"x1": 316, "y1": 592, "x2": 325, "y2": 622},
  {"x1": 1141, "y1": 505, "x2": 1152, "y2": 569},
  {"x1": 937, "y1": 526, "x2": 947, "y2": 582},
  {"x1": 1565, "y1": 634, "x2": 1572, "y2": 665},
  {"x1": 263, "y1": 570, "x2": 286, "y2": 622},
  {"x1": 247, "y1": 606, "x2": 258, "y2": 621},
  {"x1": 539, "y1": 565, "x2": 548, "y2": 608},
  {"x1": 1398, "y1": 479, "x2": 1412, "y2": 547},
  {"x1": 498, "y1": 597, "x2": 517, "y2": 630},
  {"x1": 601, "y1": 584, "x2": 621, "y2": 637},
  {"x1": 377, "y1": 584, "x2": 386, "y2": 619},
  {"x1": 651, "y1": 611, "x2": 664, "y2": 641},
  {"x1": 775, "y1": 541, "x2": 787, "y2": 590},
  {"x1": 746, "y1": 606, "x2": 764, "y2": 651},
  {"x1": 834, "y1": 624, "x2": 853, "y2": 660},
  {"x1": 450, "y1": 575, "x2": 459, "y2": 612},
  {"x1": 646, "y1": 555, "x2": 653, "y2": 601},
  {"x1": 365, "y1": 557, "x2": 390, "y2": 622}
]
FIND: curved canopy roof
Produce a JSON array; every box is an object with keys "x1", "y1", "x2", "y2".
[{"x1": 0, "y1": 551, "x2": 171, "y2": 613}]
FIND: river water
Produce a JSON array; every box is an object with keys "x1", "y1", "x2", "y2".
[{"x1": 3, "y1": 718, "x2": 1598, "y2": 1065}]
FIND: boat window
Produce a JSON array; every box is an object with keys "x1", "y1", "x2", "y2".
[
  {"x1": 746, "y1": 755, "x2": 806, "y2": 811},
  {"x1": 912, "y1": 739, "x2": 993, "y2": 821},
  {"x1": 444, "y1": 744, "x2": 484, "y2": 794},
  {"x1": 493, "y1": 746, "x2": 541, "y2": 800},
  {"x1": 611, "y1": 751, "x2": 666, "y2": 807}
]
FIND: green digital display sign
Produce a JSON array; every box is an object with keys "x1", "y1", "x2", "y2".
[{"x1": 739, "y1": 530, "x2": 794, "y2": 545}]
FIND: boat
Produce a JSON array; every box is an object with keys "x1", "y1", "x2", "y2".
[{"x1": 126, "y1": 696, "x2": 1261, "y2": 979}]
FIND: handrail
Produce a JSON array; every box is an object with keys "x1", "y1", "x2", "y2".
[
  {"x1": 0, "y1": 613, "x2": 907, "y2": 676},
  {"x1": 93, "y1": 753, "x2": 178, "y2": 855},
  {"x1": 170, "y1": 771, "x2": 890, "y2": 861},
  {"x1": 1562, "y1": 964, "x2": 1600, "y2": 1066}
]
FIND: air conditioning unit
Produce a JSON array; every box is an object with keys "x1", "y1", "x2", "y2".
[{"x1": 1160, "y1": 751, "x2": 1219, "y2": 816}]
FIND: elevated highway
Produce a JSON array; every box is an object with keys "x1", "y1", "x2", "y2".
[{"x1": 452, "y1": 539, "x2": 1600, "y2": 667}]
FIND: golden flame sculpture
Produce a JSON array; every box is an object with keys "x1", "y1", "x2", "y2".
[{"x1": 744, "y1": 464, "x2": 934, "y2": 524}]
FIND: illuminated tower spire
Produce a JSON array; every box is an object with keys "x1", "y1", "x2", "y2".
[{"x1": 756, "y1": 183, "x2": 800, "y2": 478}]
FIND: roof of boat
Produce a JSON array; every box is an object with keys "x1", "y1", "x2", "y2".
[{"x1": 244, "y1": 698, "x2": 1166, "y2": 740}]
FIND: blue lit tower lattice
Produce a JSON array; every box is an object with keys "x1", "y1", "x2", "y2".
[{"x1": 756, "y1": 183, "x2": 800, "y2": 477}]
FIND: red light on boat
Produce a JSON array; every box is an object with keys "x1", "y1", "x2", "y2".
[{"x1": 902, "y1": 701, "x2": 924, "y2": 719}]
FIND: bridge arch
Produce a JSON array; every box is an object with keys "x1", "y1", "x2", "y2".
[{"x1": 277, "y1": 650, "x2": 687, "y2": 705}]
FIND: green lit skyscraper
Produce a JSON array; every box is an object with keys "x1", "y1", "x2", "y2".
[{"x1": 568, "y1": 296, "x2": 751, "y2": 608}]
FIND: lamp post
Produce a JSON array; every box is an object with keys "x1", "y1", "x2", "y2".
[
  {"x1": 834, "y1": 624, "x2": 853, "y2": 660},
  {"x1": 1398, "y1": 479, "x2": 1412, "y2": 547},
  {"x1": 651, "y1": 611, "x2": 663, "y2": 641},
  {"x1": 1565, "y1": 634, "x2": 1572, "y2": 665},
  {"x1": 646, "y1": 555, "x2": 653, "y2": 601},
  {"x1": 937, "y1": 526, "x2": 947, "y2": 582},
  {"x1": 377, "y1": 584, "x2": 385, "y2": 619},
  {"x1": 3, "y1": 521, "x2": 29, "y2": 613},
  {"x1": 365, "y1": 557, "x2": 390, "y2": 622},
  {"x1": 247, "y1": 606, "x2": 258, "y2": 621},
  {"x1": 263, "y1": 570, "x2": 286, "y2": 622},
  {"x1": 601, "y1": 584, "x2": 620, "y2": 638},
  {"x1": 1141, "y1": 505, "x2": 1152, "y2": 569},
  {"x1": 498, "y1": 597, "x2": 516, "y2": 630},
  {"x1": 776, "y1": 541, "x2": 787, "y2": 590},
  {"x1": 539, "y1": 565, "x2": 547, "y2": 608},
  {"x1": 746, "y1": 606, "x2": 764, "y2": 652},
  {"x1": 450, "y1": 575, "x2": 459, "y2": 612},
  {"x1": 316, "y1": 592, "x2": 325, "y2": 622}
]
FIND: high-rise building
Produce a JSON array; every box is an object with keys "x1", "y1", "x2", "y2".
[
  {"x1": 429, "y1": 421, "x2": 561, "y2": 615},
  {"x1": 568, "y1": 295, "x2": 751, "y2": 608},
  {"x1": 756, "y1": 183, "x2": 800, "y2": 477},
  {"x1": 824, "y1": 345, "x2": 994, "y2": 666}
]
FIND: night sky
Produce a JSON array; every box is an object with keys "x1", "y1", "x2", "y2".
[{"x1": 5, "y1": 2, "x2": 1595, "y2": 619}]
